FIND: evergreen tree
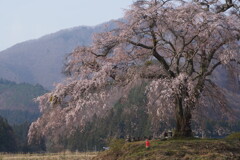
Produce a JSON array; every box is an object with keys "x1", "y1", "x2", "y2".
[{"x1": 0, "y1": 116, "x2": 17, "y2": 152}]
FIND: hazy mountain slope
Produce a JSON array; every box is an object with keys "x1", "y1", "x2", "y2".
[{"x1": 0, "y1": 21, "x2": 115, "y2": 89}]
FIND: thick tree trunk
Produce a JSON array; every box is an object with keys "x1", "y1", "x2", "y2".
[{"x1": 174, "y1": 97, "x2": 193, "y2": 137}]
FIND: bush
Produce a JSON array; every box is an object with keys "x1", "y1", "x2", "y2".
[
  {"x1": 225, "y1": 132, "x2": 240, "y2": 140},
  {"x1": 109, "y1": 138, "x2": 125, "y2": 155}
]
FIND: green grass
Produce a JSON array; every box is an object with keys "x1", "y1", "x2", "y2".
[
  {"x1": 94, "y1": 138, "x2": 240, "y2": 160},
  {"x1": 0, "y1": 152, "x2": 97, "y2": 160}
]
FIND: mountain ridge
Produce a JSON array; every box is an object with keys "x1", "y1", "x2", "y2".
[{"x1": 0, "y1": 20, "x2": 116, "y2": 89}]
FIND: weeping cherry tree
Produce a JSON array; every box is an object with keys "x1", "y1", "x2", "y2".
[{"x1": 29, "y1": 0, "x2": 240, "y2": 145}]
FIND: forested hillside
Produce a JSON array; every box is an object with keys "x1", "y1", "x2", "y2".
[
  {"x1": 0, "y1": 79, "x2": 47, "y2": 124},
  {"x1": 0, "y1": 80, "x2": 47, "y2": 152}
]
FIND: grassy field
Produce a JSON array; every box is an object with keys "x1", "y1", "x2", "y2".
[
  {"x1": 94, "y1": 138, "x2": 240, "y2": 160},
  {"x1": 0, "y1": 152, "x2": 97, "y2": 160}
]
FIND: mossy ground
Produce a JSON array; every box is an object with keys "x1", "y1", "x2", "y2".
[{"x1": 94, "y1": 138, "x2": 240, "y2": 160}]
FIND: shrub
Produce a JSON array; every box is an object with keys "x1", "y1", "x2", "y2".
[
  {"x1": 225, "y1": 132, "x2": 240, "y2": 140},
  {"x1": 109, "y1": 138, "x2": 125, "y2": 155}
]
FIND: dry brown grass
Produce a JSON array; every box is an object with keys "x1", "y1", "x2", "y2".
[{"x1": 0, "y1": 151, "x2": 97, "y2": 160}]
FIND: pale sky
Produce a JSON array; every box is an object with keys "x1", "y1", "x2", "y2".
[{"x1": 0, "y1": 0, "x2": 133, "y2": 51}]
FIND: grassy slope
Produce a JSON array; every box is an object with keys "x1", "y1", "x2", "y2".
[{"x1": 94, "y1": 139, "x2": 240, "y2": 160}]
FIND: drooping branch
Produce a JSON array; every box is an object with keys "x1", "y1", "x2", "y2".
[
  {"x1": 193, "y1": 0, "x2": 237, "y2": 13},
  {"x1": 216, "y1": 0, "x2": 234, "y2": 13},
  {"x1": 152, "y1": 50, "x2": 175, "y2": 77},
  {"x1": 127, "y1": 40, "x2": 153, "y2": 49},
  {"x1": 206, "y1": 61, "x2": 222, "y2": 76}
]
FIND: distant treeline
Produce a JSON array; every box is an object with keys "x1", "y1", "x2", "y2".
[{"x1": 0, "y1": 116, "x2": 45, "y2": 152}]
